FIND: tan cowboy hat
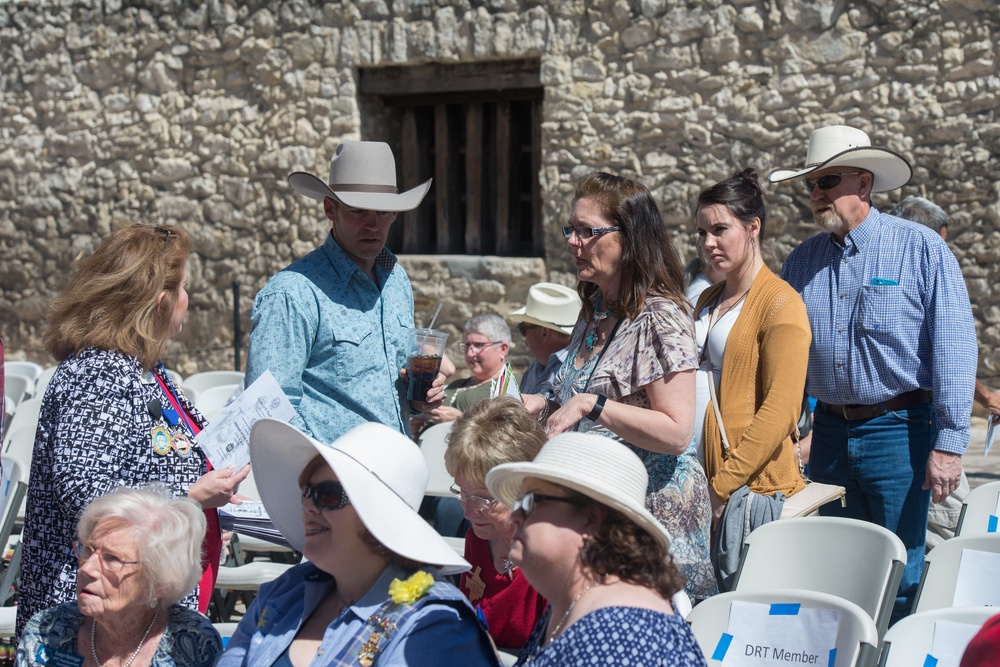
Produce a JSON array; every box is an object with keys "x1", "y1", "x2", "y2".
[
  {"x1": 288, "y1": 141, "x2": 432, "y2": 212},
  {"x1": 249, "y1": 419, "x2": 470, "y2": 575},
  {"x1": 768, "y1": 125, "x2": 912, "y2": 193},
  {"x1": 509, "y1": 282, "x2": 582, "y2": 335},
  {"x1": 486, "y1": 432, "x2": 671, "y2": 553}
]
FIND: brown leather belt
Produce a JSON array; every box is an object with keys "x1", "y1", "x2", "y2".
[{"x1": 818, "y1": 389, "x2": 932, "y2": 421}]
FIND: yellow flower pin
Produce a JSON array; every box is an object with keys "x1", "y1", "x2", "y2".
[{"x1": 388, "y1": 571, "x2": 434, "y2": 605}]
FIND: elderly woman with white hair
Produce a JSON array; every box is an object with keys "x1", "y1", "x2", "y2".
[
  {"x1": 217, "y1": 420, "x2": 498, "y2": 667},
  {"x1": 16, "y1": 486, "x2": 222, "y2": 667}
]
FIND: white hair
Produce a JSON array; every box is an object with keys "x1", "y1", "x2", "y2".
[
  {"x1": 77, "y1": 485, "x2": 206, "y2": 607},
  {"x1": 464, "y1": 313, "x2": 511, "y2": 345}
]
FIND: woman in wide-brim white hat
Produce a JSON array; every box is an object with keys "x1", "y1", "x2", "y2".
[
  {"x1": 485, "y1": 432, "x2": 707, "y2": 667},
  {"x1": 217, "y1": 420, "x2": 499, "y2": 667}
]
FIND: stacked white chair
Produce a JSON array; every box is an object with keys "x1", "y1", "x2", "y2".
[
  {"x1": 3, "y1": 375, "x2": 32, "y2": 409},
  {"x1": 955, "y1": 480, "x2": 1000, "y2": 538},
  {"x1": 182, "y1": 370, "x2": 245, "y2": 402},
  {"x1": 34, "y1": 366, "x2": 58, "y2": 397},
  {"x1": 417, "y1": 422, "x2": 455, "y2": 498},
  {"x1": 878, "y1": 607, "x2": 996, "y2": 666},
  {"x1": 5, "y1": 397, "x2": 42, "y2": 446},
  {"x1": 732, "y1": 516, "x2": 906, "y2": 641},
  {"x1": 689, "y1": 589, "x2": 879, "y2": 667},
  {"x1": 195, "y1": 384, "x2": 241, "y2": 422},
  {"x1": 912, "y1": 534, "x2": 1000, "y2": 614},
  {"x1": 5, "y1": 361, "x2": 43, "y2": 384}
]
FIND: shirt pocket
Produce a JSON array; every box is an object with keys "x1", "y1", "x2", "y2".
[
  {"x1": 856, "y1": 284, "x2": 902, "y2": 339},
  {"x1": 395, "y1": 313, "x2": 413, "y2": 370},
  {"x1": 330, "y1": 324, "x2": 375, "y2": 377}
]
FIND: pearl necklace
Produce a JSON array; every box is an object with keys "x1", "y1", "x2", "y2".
[
  {"x1": 91, "y1": 610, "x2": 159, "y2": 667},
  {"x1": 546, "y1": 580, "x2": 599, "y2": 645}
]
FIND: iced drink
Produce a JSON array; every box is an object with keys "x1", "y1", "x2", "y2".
[{"x1": 407, "y1": 328, "x2": 448, "y2": 402}]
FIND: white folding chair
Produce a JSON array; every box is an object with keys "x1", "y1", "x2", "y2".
[
  {"x1": 229, "y1": 469, "x2": 294, "y2": 560},
  {"x1": 183, "y1": 371, "x2": 245, "y2": 397},
  {"x1": 0, "y1": 455, "x2": 29, "y2": 605},
  {"x1": 0, "y1": 606, "x2": 16, "y2": 635},
  {"x1": 5, "y1": 397, "x2": 42, "y2": 446},
  {"x1": 417, "y1": 422, "x2": 455, "y2": 497},
  {"x1": 213, "y1": 621, "x2": 240, "y2": 648},
  {"x1": 5, "y1": 361, "x2": 43, "y2": 383},
  {"x1": 912, "y1": 534, "x2": 1000, "y2": 613},
  {"x1": 689, "y1": 589, "x2": 879, "y2": 667},
  {"x1": 212, "y1": 561, "x2": 294, "y2": 622},
  {"x1": 34, "y1": 366, "x2": 58, "y2": 397},
  {"x1": 878, "y1": 606, "x2": 997, "y2": 667},
  {"x1": 732, "y1": 516, "x2": 906, "y2": 640},
  {"x1": 3, "y1": 375, "x2": 31, "y2": 408},
  {"x1": 195, "y1": 384, "x2": 241, "y2": 421},
  {"x1": 956, "y1": 480, "x2": 1000, "y2": 537}
]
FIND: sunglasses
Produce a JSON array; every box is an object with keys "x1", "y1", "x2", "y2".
[
  {"x1": 154, "y1": 226, "x2": 173, "y2": 254},
  {"x1": 512, "y1": 491, "x2": 586, "y2": 517},
  {"x1": 802, "y1": 172, "x2": 860, "y2": 193},
  {"x1": 561, "y1": 225, "x2": 621, "y2": 239},
  {"x1": 301, "y1": 480, "x2": 351, "y2": 511},
  {"x1": 517, "y1": 323, "x2": 540, "y2": 336}
]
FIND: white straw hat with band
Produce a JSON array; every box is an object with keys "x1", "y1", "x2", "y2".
[
  {"x1": 767, "y1": 125, "x2": 912, "y2": 193},
  {"x1": 485, "y1": 432, "x2": 672, "y2": 553},
  {"x1": 288, "y1": 141, "x2": 432, "y2": 212},
  {"x1": 249, "y1": 419, "x2": 470, "y2": 575},
  {"x1": 509, "y1": 282, "x2": 583, "y2": 335}
]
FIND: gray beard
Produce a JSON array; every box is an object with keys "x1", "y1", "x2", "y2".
[{"x1": 814, "y1": 208, "x2": 845, "y2": 234}]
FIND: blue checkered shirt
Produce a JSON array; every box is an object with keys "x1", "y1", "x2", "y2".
[{"x1": 781, "y1": 207, "x2": 976, "y2": 455}]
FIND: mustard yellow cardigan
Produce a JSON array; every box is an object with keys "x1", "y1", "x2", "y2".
[{"x1": 695, "y1": 265, "x2": 810, "y2": 502}]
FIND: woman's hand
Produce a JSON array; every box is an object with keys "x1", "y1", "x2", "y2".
[
  {"x1": 521, "y1": 393, "x2": 547, "y2": 417},
  {"x1": 546, "y1": 393, "x2": 598, "y2": 437},
  {"x1": 424, "y1": 404, "x2": 463, "y2": 424},
  {"x1": 189, "y1": 464, "x2": 251, "y2": 509},
  {"x1": 708, "y1": 485, "x2": 726, "y2": 531}
]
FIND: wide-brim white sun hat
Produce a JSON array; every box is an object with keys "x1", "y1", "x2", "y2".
[
  {"x1": 288, "y1": 140, "x2": 432, "y2": 212},
  {"x1": 767, "y1": 125, "x2": 912, "y2": 193},
  {"x1": 509, "y1": 282, "x2": 583, "y2": 335},
  {"x1": 485, "y1": 432, "x2": 671, "y2": 554},
  {"x1": 249, "y1": 419, "x2": 470, "y2": 575}
]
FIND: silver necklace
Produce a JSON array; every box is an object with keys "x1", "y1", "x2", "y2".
[
  {"x1": 91, "y1": 610, "x2": 159, "y2": 667},
  {"x1": 546, "y1": 580, "x2": 598, "y2": 645}
]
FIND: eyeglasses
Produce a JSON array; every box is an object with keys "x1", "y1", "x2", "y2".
[
  {"x1": 459, "y1": 341, "x2": 501, "y2": 354},
  {"x1": 301, "y1": 480, "x2": 351, "y2": 511},
  {"x1": 512, "y1": 492, "x2": 586, "y2": 517},
  {"x1": 561, "y1": 226, "x2": 621, "y2": 239},
  {"x1": 802, "y1": 172, "x2": 860, "y2": 193},
  {"x1": 154, "y1": 226, "x2": 173, "y2": 255},
  {"x1": 449, "y1": 484, "x2": 499, "y2": 512},
  {"x1": 73, "y1": 541, "x2": 140, "y2": 573},
  {"x1": 517, "y1": 323, "x2": 540, "y2": 337}
]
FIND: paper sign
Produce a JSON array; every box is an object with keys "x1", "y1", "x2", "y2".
[
  {"x1": 925, "y1": 620, "x2": 982, "y2": 667},
  {"x1": 952, "y1": 548, "x2": 1000, "y2": 607},
  {"x1": 198, "y1": 370, "x2": 295, "y2": 472},
  {"x1": 986, "y1": 414, "x2": 998, "y2": 458},
  {"x1": 989, "y1": 494, "x2": 1000, "y2": 534},
  {"x1": 489, "y1": 362, "x2": 521, "y2": 400},
  {"x1": 712, "y1": 601, "x2": 839, "y2": 666}
]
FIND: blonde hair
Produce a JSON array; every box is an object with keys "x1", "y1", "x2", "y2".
[
  {"x1": 44, "y1": 224, "x2": 190, "y2": 370},
  {"x1": 445, "y1": 397, "x2": 546, "y2": 486}
]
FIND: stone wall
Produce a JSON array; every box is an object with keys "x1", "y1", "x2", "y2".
[{"x1": 1, "y1": 0, "x2": 997, "y2": 381}]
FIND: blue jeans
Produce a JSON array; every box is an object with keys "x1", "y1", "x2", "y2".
[{"x1": 810, "y1": 403, "x2": 935, "y2": 624}]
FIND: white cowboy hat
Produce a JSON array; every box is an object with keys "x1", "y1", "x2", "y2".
[
  {"x1": 509, "y1": 283, "x2": 582, "y2": 335},
  {"x1": 249, "y1": 419, "x2": 470, "y2": 575},
  {"x1": 767, "y1": 125, "x2": 912, "y2": 193},
  {"x1": 288, "y1": 141, "x2": 432, "y2": 212},
  {"x1": 485, "y1": 432, "x2": 671, "y2": 553}
]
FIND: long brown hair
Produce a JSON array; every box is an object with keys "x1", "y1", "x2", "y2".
[
  {"x1": 572, "y1": 173, "x2": 687, "y2": 320},
  {"x1": 44, "y1": 224, "x2": 190, "y2": 370}
]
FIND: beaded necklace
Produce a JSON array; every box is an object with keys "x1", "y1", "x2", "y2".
[{"x1": 584, "y1": 296, "x2": 614, "y2": 352}]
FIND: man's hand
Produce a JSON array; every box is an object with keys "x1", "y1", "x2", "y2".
[
  {"x1": 975, "y1": 379, "x2": 1000, "y2": 415},
  {"x1": 402, "y1": 367, "x2": 447, "y2": 410},
  {"x1": 923, "y1": 450, "x2": 963, "y2": 503}
]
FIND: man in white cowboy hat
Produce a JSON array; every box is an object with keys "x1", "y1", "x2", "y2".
[
  {"x1": 246, "y1": 141, "x2": 442, "y2": 443},
  {"x1": 509, "y1": 282, "x2": 582, "y2": 399},
  {"x1": 773, "y1": 125, "x2": 977, "y2": 621}
]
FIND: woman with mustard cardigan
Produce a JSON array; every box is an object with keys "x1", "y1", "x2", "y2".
[{"x1": 693, "y1": 169, "x2": 811, "y2": 536}]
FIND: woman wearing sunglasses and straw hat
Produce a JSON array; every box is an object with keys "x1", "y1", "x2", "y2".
[
  {"x1": 217, "y1": 420, "x2": 498, "y2": 667},
  {"x1": 485, "y1": 432, "x2": 707, "y2": 666}
]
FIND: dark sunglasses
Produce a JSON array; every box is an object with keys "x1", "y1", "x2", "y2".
[
  {"x1": 802, "y1": 172, "x2": 859, "y2": 193},
  {"x1": 517, "y1": 323, "x2": 540, "y2": 336},
  {"x1": 512, "y1": 491, "x2": 586, "y2": 516},
  {"x1": 154, "y1": 226, "x2": 173, "y2": 254},
  {"x1": 301, "y1": 481, "x2": 351, "y2": 511},
  {"x1": 561, "y1": 225, "x2": 621, "y2": 239}
]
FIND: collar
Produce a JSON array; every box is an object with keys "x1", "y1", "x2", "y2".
[
  {"x1": 321, "y1": 232, "x2": 399, "y2": 286},
  {"x1": 344, "y1": 564, "x2": 414, "y2": 622}
]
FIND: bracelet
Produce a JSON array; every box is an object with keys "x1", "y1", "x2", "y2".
[
  {"x1": 587, "y1": 394, "x2": 608, "y2": 422},
  {"x1": 537, "y1": 400, "x2": 551, "y2": 424}
]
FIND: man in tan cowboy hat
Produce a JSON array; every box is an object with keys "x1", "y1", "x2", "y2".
[
  {"x1": 773, "y1": 125, "x2": 977, "y2": 622},
  {"x1": 509, "y1": 282, "x2": 581, "y2": 399},
  {"x1": 246, "y1": 141, "x2": 442, "y2": 443}
]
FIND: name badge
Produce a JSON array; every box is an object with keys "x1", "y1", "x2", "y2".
[{"x1": 35, "y1": 646, "x2": 84, "y2": 667}]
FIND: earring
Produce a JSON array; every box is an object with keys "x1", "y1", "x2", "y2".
[{"x1": 149, "y1": 600, "x2": 158, "y2": 609}]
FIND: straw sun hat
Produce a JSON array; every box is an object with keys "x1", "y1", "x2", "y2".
[
  {"x1": 485, "y1": 432, "x2": 671, "y2": 553},
  {"x1": 288, "y1": 140, "x2": 432, "y2": 212},
  {"x1": 509, "y1": 282, "x2": 582, "y2": 336},
  {"x1": 768, "y1": 125, "x2": 912, "y2": 193},
  {"x1": 248, "y1": 419, "x2": 470, "y2": 575}
]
